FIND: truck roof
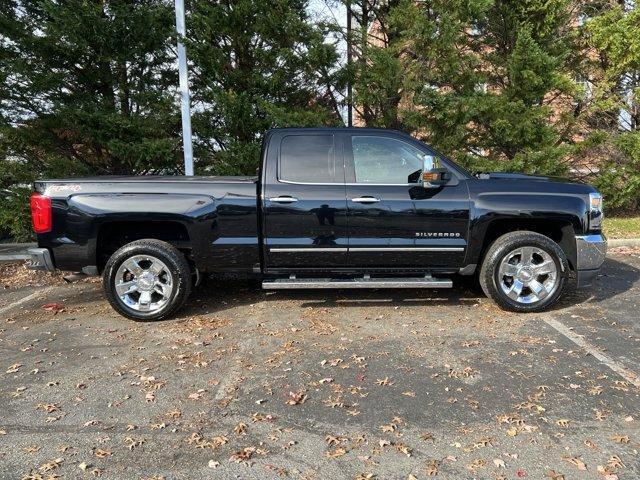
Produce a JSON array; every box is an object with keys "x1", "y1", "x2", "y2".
[{"x1": 266, "y1": 127, "x2": 405, "y2": 134}]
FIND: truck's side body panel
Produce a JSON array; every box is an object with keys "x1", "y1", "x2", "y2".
[
  {"x1": 35, "y1": 178, "x2": 260, "y2": 273},
  {"x1": 33, "y1": 128, "x2": 599, "y2": 279}
]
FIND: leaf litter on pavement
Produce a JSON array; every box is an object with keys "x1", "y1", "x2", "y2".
[{"x1": 0, "y1": 264, "x2": 638, "y2": 478}]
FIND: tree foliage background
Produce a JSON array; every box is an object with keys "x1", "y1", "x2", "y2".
[{"x1": 0, "y1": 0, "x2": 639, "y2": 240}]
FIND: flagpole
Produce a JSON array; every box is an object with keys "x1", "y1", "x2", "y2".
[
  {"x1": 175, "y1": 0, "x2": 194, "y2": 176},
  {"x1": 346, "y1": 0, "x2": 353, "y2": 127}
]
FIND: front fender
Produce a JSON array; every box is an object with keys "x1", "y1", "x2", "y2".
[{"x1": 467, "y1": 192, "x2": 588, "y2": 268}]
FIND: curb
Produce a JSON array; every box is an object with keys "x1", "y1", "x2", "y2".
[
  {"x1": 608, "y1": 238, "x2": 640, "y2": 247},
  {"x1": 0, "y1": 242, "x2": 36, "y2": 262},
  {"x1": 0, "y1": 254, "x2": 31, "y2": 262}
]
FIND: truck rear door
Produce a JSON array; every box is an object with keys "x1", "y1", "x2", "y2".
[{"x1": 261, "y1": 131, "x2": 348, "y2": 269}]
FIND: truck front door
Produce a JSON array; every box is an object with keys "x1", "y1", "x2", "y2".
[
  {"x1": 344, "y1": 133, "x2": 470, "y2": 269},
  {"x1": 262, "y1": 131, "x2": 348, "y2": 269}
]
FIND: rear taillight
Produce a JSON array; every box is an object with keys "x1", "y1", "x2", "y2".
[{"x1": 30, "y1": 193, "x2": 52, "y2": 233}]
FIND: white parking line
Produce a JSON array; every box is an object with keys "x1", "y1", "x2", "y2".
[
  {"x1": 0, "y1": 287, "x2": 56, "y2": 317},
  {"x1": 543, "y1": 316, "x2": 640, "y2": 388}
]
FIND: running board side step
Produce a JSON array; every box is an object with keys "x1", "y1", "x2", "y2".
[{"x1": 262, "y1": 276, "x2": 453, "y2": 289}]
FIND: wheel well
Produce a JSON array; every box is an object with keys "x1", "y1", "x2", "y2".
[
  {"x1": 96, "y1": 221, "x2": 191, "y2": 272},
  {"x1": 479, "y1": 219, "x2": 577, "y2": 270}
]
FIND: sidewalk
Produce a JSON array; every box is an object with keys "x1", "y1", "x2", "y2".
[
  {"x1": 0, "y1": 242, "x2": 36, "y2": 261},
  {"x1": 608, "y1": 237, "x2": 640, "y2": 247}
]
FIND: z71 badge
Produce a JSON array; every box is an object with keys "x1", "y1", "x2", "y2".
[
  {"x1": 415, "y1": 232, "x2": 461, "y2": 238},
  {"x1": 48, "y1": 184, "x2": 83, "y2": 193}
]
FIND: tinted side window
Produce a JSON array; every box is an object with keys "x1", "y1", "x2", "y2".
[
  {"x1": 352, "y1": 136, "x2": 425, "y2": 184},
  {"x1": 280, "y1": 135, "x2": 336, "y2": 183}
]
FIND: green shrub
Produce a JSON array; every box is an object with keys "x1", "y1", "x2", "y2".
[{"x1": 595, "y1": 132, "x2": 640, "y2": 214}]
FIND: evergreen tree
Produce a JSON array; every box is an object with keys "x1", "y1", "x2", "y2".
[
  {"x1": 0, "y1": 0, "x2": 180, "y2": 239},
  {"x1": 186, "y1": 0, "x2": 343, "y2": 175},
  {"x1": 0, "y1": 0, "x2": 181, "y2": 175},
  {"x1": 345, "y1": 0, "x2": 584, "y2": 175},
  {"x1": 587, "y1": 3, "x2": 640, "y2": 212},
  {"x1": 346, "y1": 0, "x2": 406, "y2": 129}
]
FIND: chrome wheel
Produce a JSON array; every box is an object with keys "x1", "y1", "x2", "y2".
[
  {"x1": 498, "y1": 246, "x2": 559, "y2": 304},
  {"x1": 114, "y1": 255, "x2": 174, "y2": 313}
]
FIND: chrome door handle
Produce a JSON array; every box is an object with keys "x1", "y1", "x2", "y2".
[
  {"x1": 351, "y1": 197, "x2": 380, "y2": 203},
  {"x1": 269, "y1": 196, "x2": 298, "y2": 203}
]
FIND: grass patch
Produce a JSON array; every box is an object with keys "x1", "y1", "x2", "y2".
[{"x1": 603, "y1": 216, "x2": 640, "y2": 239}]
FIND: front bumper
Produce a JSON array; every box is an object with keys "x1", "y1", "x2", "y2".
[
  {"x1": 575, "y1": 234, "x2": 607, "y2": 288},
  {"x1": 26, "y1": 247, "x2": 55, "y2": 271}
]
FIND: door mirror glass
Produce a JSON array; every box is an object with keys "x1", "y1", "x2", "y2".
[{"x1": 423, "y1": 154, "x2": 436, "y2": 172}]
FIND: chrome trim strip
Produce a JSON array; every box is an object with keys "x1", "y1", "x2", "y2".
[
  {"x1": 269, "y1": 247, "x2": 464, "y2": 253},
  {"x1": 278, "y1": 179, "x2": 342, "y2": 186},
  {"x1": 345, "y1": 183, "x2": 418, "y2": 186},
  {"x1": 270, "y1": 248, "x2": 349, "y2": 253},
  {"x1": 349, "y1": 247, "x2": 464, "y2": 252},
  {"x1": 277, "y1": 179, "x2": 421, "y2": 187}
]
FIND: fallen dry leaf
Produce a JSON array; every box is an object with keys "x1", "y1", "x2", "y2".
[
  {"x1": 93, "y1": 449, "x2": 111, "y2": 458},
  {"x1": 597, "y1": 465, "x2": 619, "y2": 479},
  {"x1": 426, "y1": 459, "x2": 439, "y2": 476},
  {"x1": 230, "y1": 446, "x2": 255, "y2": 464},
  {"x1": 6, "y1": 363, "x2": 22, "y2": 374},
  {"x1": 42, "y1": 302, "x2": 64, "y2": 312},
  {"x1": 546, "y1": 470, "x2": 565, "y2": 479},
  {"x1": 285, "y1": 389, "x2": 307, "y2": 405},
  {"x1": 563, "y1": 456, "x2": 587, "y2": 471},
  {"x1": 36, "y1": 403, "x2": 59, "y2": 414},
  {"x1": 234, "y1": 422, "x2": 247, "y2": 435},
  {"x1": 326, "y1": 447, "x2": 347, "y2": 458},
  {"x1": 39, "y1": 458, "x2": 63, "y2": 472},
  {"x1": 610, "y1": 435, "x2": 629, "y2": 444}
]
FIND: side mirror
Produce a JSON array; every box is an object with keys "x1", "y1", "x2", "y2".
[{"x1": 422, "y1": 168, "x2": 450, "y2": 188}]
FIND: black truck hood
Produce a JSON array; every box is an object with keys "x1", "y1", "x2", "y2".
[
  {"x1": 476, "y1": 172, "x2": 583, "y2": 184},
  {"x1": 473, "y1": 171, "x2": 598, "y2": 196}
]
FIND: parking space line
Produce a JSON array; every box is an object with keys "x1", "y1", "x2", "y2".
[
  {"x1": 543, "y1": 316, "x2": 640, "y2": 388},
  {"x1": 0, "y1": 287, "x2": 56, "y2": 317}
]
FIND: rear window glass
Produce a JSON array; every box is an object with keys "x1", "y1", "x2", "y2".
[{"x1": 279, "y1": 135, "x2": 336, "y2": 183}]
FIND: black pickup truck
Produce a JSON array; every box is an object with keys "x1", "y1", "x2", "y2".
[{"x1": 28, "y1": 128, "x2": 607, "y2": 320}]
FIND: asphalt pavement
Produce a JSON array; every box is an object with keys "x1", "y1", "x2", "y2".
[{"x1": 0, "y1": 250, "x2": 638, "y2": 480}]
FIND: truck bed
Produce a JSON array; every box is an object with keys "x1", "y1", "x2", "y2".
[
  {"x1": 34, "y1": 175, "x2": 260, "y2": 274},
  {"x1": 38, "y1": 175, "x2": 258, "y2": 184}
]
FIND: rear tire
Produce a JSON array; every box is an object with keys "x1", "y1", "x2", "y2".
[
  {"x1": 480, "y1": 231, "x2": 568, "y2": 312},
  {"x1": 103, "y1": 239, "x2": 192, "y2": 321}
]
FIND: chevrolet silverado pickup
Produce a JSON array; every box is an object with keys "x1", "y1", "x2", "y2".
[{"x1": 28, "y1": 128, "x2": 607, "y2": 320}]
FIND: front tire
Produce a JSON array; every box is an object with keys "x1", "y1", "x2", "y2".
[
  {"x1": 103, "y1": 239, "x2": 192, "y2": 321},
  {"x1": 480, "y1": 231, "x2": 568, "y2": 312}
]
